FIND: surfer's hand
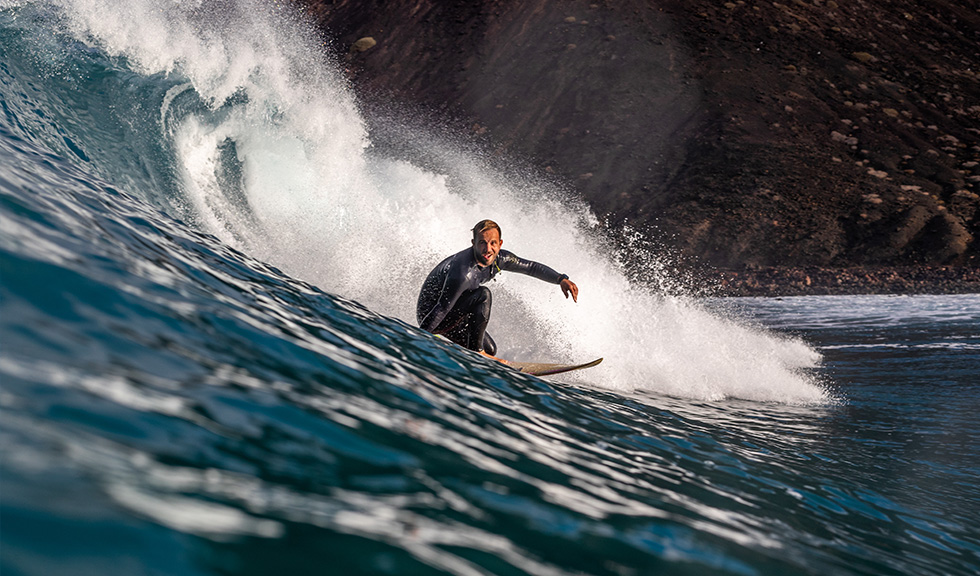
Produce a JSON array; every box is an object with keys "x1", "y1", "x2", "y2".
[{"x1": 560, "y1": 278, "x2": 578, "y2": 303}]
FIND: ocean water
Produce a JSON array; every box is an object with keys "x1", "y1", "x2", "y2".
[{"x1": 1, "y1": 1, "x2": 978, "y2": 575}]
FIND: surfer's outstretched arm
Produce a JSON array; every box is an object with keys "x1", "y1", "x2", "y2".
[{"x1": 497, "y1": 251, "x2": 579, "y2": 303}]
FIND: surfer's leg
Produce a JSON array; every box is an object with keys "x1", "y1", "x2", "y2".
[
  {"x1": 435, "y1": 316, "x2": 468, "y2": 349},
  {"x1": 443, "y1": 287, "x2": 491, "y2": 352},
  {"x1": 482, "y1": 332, "x2": 497, "y2": 356},
  {"x1": 436, "y1": 287, "x2": 493, "y2": 352},
  {"x1": 463, "y1": 287, "x2": 492, "y2": 352}
]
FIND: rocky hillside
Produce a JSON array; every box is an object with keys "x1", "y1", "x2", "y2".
[{"x1": 297, "y1": 0, "x2": 979, "y2": 273}]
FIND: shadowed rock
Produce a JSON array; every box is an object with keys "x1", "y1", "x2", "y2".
[{"x1": 297, "y1": 0, "x2": 979, "y2": 277}]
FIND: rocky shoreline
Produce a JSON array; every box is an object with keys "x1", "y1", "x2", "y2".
[
  {"x1": 710, "y1": 266, "x2": 980, "y2": 297},
  {"x1": 299, "y1": 0, "x2": 979, "y2": 272}
]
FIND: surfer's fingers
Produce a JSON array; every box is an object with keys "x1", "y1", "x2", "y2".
[{"x1": 561, "y1": 280, "x2": 579, "y2": 302}]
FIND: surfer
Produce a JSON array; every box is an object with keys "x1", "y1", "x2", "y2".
[{"x1": 417, "y1": 220, "x2": 578, "y2": 361}]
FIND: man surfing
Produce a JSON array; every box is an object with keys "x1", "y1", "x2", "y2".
[{"x1": 417, "y1": 220, "x2": 579, "y2": 361}]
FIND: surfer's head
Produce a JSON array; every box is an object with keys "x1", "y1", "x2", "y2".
[{"x1": 472, "y1": 220, "x2": 502, "y2": 267}]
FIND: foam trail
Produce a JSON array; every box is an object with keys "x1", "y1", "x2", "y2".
[{"x1": 54, "y1": 0, "x2": 829, "y2": 404}]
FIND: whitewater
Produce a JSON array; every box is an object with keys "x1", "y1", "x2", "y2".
[
  {"x1": 3, "y1": 0, "x2": 827, "y2": 403},
  {"x1": 4, "y1": 1, "x2": 979, "y2": 575}
]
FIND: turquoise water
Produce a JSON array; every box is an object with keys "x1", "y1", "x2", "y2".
[{"x1": 2, "y1": 2, "x2": 979, "y2": 575}]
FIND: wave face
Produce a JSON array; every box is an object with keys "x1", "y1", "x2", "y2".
[
  {"x1": 2, "y1": 0, "x2": 828, "y2": 402},
  {"x1": 23, "y1": 2, "x2": 980, "y2": 576}
]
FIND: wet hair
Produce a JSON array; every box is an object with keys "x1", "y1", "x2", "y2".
[{"x1": 471, "y1": 219, "x2": 501, "y2": 240}]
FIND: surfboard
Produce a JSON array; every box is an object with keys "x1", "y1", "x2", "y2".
[
  {"x1": 507, "y1": 357, "x2": 603, "y2": 377},
  {"x1": 433, "y1": 334, "x2": 602, "y2": 377}
]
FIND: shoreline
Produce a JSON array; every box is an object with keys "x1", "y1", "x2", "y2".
[{"x1": 708, "y1": 266, "x2": 980, "y2": 297}]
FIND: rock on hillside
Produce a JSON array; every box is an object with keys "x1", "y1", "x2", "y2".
[{"x1": 297, "y1": 0, "x2": 979, "y2": 271}]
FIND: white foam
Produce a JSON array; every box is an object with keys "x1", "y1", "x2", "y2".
[{"x1": 55, "y1": 0, "x2": 831, "y2": 404}]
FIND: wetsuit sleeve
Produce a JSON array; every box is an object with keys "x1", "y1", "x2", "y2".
[{"x1": 497, "y1": 251, "x2": 566, "y2": 284}]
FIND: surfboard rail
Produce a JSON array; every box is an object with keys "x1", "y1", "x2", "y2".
[{"x1": 508, "y1": 357, "x2": 603, "y2": 377}]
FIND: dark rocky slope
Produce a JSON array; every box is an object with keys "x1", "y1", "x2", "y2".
[{"x1": 296, "y1": 0, "x2": 979, "y2": 290}]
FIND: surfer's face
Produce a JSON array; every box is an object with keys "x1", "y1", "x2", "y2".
[{"x1": 472, "y1": 228, "x2": 502, "y2": 267}]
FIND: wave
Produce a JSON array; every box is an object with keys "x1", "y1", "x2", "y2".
[{"x1": 0, "y1": 0, "x2": 830, "y2": 404}]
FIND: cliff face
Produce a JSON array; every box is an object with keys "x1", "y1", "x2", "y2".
[{"x1": 298, "y1": 0, "x2": 979, "y2": 270}]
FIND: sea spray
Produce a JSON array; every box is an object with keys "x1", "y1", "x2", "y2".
[{"x1": 43, "y1": 0, "x2": 827, "y2": 403}]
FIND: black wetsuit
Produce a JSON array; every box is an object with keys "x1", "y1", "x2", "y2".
[{"x1": 417, "y1": 248, "x2": 567, "y2": 355}]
